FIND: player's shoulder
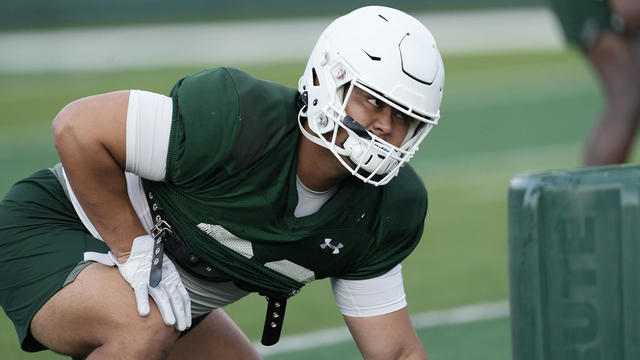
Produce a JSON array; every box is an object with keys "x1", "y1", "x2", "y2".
[
  {"x1": 341, "y1": 166, "x2": 427, "y2": 280},
  {"x1": 222, "y1": 67, "x2": 300, "y2": 147},
  {"x1": 172, "y1": 67, "x2": 235, "y2": 92},
  {"x1": 169, "y1": 67, "x2": 241, "y2": 118},
  {"x1": 380, "y1": 165, "x2": 428, "y2": 224},
  {"x1": 384, "y1": 165, "x2": 427, "y2": 204},
  {"x1": 222, "y1": 67, "x2": 299, "y2": 109},
  {"x1": 172, "y1": 66, "x2": 296, "y2": 98}
]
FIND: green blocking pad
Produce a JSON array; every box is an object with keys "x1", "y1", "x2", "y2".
[{"x1": 508, "y1": 164, "x2": 640, "y2": 360}]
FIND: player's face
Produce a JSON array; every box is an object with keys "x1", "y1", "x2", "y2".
[{"x1": 343, "y1": 86, "x2": 411, "y2": 147}]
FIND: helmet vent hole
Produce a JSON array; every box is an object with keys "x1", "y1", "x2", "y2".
[
  {"x1": 364, "y1": 51, "x2": 381, "y2": 62},
  {"x1": 312, "y1": 68, "x2": 320, "y2": 86},
  {"x1": 378, "y1": 14, "x2": 389, "y2": 22}
]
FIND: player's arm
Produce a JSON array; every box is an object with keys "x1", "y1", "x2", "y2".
[
  {"x1": 332, "y1": 264, "x2": 428, "y2": 360},
  {"x1": 53, "y1": 90, "x2": 144, "y2": 258},
  {"x1": 345, "y1": 308, "x2": 428, "y2": 360},
  {"x1": 610, "y1": 0, "x2": 640, "y2": 31},
  {"x1": 52, "y1": 90, "x2": 191, "y2": 331}
]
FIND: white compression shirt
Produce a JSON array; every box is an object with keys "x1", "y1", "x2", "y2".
[{"x1": 66, "y1": 89, "x2": 407, "y2": 318}]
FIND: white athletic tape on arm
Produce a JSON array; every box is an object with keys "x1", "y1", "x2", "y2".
[
  {"x1": 331, "y1": 264, "x2": 407, "y2": 317},
  {"x1": 125, "y1": 90, "x2": 172, "y2": 181}
]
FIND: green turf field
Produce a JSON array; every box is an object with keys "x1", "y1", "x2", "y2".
[
  {"x1": 0, "y1": 49, "x2": 631, "y2": 359},
  {"x1": 263, "y1": 316, "x2": 512, "y2": 360}
]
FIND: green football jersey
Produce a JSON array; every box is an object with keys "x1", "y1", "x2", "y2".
[{"x1": 143, "y1": 67, "x2": 428, "y2": 297}]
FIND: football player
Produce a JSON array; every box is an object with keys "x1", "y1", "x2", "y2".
[
  {"x1": 0, "y1": 6, "x2": 444, "y2": 359},
  {"x1": 550, "y1": 0, "x2": 640, "y2": 166}
]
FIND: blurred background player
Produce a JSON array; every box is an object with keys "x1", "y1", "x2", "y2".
[{"x1": 549, "y1": 0, "x2": 640, "y2": 166}]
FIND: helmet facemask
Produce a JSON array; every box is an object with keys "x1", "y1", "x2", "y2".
[{"x1": 298, "y1": 69, "x2": 437, "y2": 185}]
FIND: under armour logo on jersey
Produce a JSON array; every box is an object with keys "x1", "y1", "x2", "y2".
[{"x1": 320, "y1": 238, "x2": 344, "y2": 254}]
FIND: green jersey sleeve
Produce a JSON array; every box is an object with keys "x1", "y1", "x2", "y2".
[
  {"x1": 341, "y1": 167, "x2": 428, "y2": 280},
  {"x1": 165, "y1": 67, "x2": 299, "y2": 191},
  {"x1": 166, "y1": 68, "x2": 241, "y2": 187}
]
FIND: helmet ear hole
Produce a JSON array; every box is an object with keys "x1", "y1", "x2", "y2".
[{"x1": 312, "y1": 68, "x2": 320, "y2": 86}]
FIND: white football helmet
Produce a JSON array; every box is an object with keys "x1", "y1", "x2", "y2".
[{"x1": 298, "y1": 6, "x2": 444, "y2": 186}]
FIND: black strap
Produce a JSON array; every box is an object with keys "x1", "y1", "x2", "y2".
[
  {"x1": 145, "y1": 189, "x2": 292, "y2": 345},
  {"x1": 146, "y1": 191, "x2": 232, "y2": 282},
  {"x1": 149, "y1": 222, "x2": 169, "y2": 287},
  {"x1": 261, "y1": 296, "x2": 288, "y2": 346}
]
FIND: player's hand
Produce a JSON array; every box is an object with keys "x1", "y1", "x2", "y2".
[{"x1": 91, "y1": 235, "x2": 192, "y2": 331}]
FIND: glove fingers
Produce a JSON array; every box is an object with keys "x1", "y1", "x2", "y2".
[
  {"x1": 133, "y1": 283, "x2": 151, "y2": 317},
  {"x1": 182, "y1": 286, "x2": 192, "y2": 329},
  {"x1": 167, "y1": 284, "x2": 190, "y2": 331},
  {"x1": 161, "y1": 256, "x2": 191, "y2": 330},
  {"x1": 169, "y1": 290, "x2": 186, "y2": 331},
  {"x1": 150, "y1": 287, "x2": 176, "y2": 326}
]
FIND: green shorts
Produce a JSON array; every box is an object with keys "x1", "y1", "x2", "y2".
[
  {"x1": 549, "y1": 0, "x2": 623, "y2": 48},
  {"x1": 0, "y1": 168, "x2": 109, "y2": 352}
]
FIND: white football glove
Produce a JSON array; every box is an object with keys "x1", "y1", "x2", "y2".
[{"x1": 85, "y1": 235, "x2": 192, "y2": 331}]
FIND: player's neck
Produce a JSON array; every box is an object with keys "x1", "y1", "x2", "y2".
[{"x1": 297, "y1": 133, "x2": 348, "y2": 192}]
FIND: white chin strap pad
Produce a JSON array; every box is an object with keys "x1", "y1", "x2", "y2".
[{"x1": 343, "y1": 136, "x2": 365, "y2": 162}]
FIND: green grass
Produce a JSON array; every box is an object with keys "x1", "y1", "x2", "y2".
[
  {"x1": 263, "y1": 317, "x2": 512, "y2": 360},
  {"x1": 1, "y1": 48, "x2": 629, "y2": 359}
]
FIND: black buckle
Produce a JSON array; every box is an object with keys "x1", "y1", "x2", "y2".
[{"x1": 151, "y1": 219, "x2": 172, "y2": 238}]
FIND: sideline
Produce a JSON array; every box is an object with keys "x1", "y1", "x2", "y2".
[
  {"x1": 0, "y1": 7, "x2": 563, "y2": 72},
  {"x1": 254, "y1": 300, "x2": 509, "y2": 357}
]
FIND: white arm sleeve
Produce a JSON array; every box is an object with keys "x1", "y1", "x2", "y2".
[
  {"x1": 331, "y1": 264, "x2": 407, "y2": 317},
  {"x1": 125, "y1": 89, "x2": 173, "y2": 181}
]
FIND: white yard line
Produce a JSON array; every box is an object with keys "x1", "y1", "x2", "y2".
[
  {"x1": 254, "y1": 300, "x2": 509, "y2": 357},
  {"x1": 0, "y1": 7, "x2": 564, "y2": 72}
]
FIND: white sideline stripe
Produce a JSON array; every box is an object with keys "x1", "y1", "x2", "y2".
[
  {"x1": 411, "y1": 300, "x2": 509, "y2": 329},
  {"x1": 0, "y1": 7, "x2": 563, "y2": 72},
  {"x1": 254, "y1": 300, "x2": 509, "y2": 357}
]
